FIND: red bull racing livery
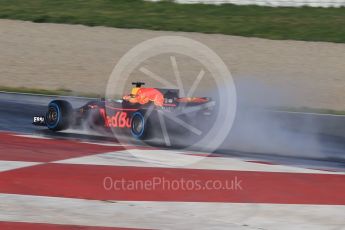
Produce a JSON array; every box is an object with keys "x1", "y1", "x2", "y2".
[{"x1": 33, "y1": 82, "x2": 213, "y2": 140}]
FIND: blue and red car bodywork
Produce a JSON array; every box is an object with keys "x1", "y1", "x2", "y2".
[{"x1": 33, "y1": 83, "x2": 213, "y2": 140}]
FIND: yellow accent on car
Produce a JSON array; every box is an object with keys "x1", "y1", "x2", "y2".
[{"x1": 131, "y1": 87, "x2": 140, "y2": 96}]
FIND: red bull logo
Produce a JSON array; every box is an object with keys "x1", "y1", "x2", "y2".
[{"x1": 99, "y1": 109, "x2": 131, "y2": 128}]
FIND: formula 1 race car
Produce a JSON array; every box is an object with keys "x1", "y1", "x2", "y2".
[{"x1": 33, "y1": 82, "x2": 214, "y2": 140}]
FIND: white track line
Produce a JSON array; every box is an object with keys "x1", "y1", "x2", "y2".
[
  {"x1": 272, "y1": 110, "x2": 345, "y2": 117},
  {"x1": 13, "y1": 134, "x2": 53, "y2": 140},
  {"x1": 0, "y1": 161, "x2": 41, "y2": 172},
  {"x1": 8, "y1": 133, "x2": 345, "y2": 174},
  {"x1": 55, "y1": 149, "x2": 345, "y2": 174},
  {"x1": 1, "y1": 193, "x2": 344, "y2": 230}
]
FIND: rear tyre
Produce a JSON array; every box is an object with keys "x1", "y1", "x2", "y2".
[
  {"x1": 130, "y1": 111, "x2": 150, "y2": 140},
  {"x1": 46, "y1": 100, "x2": 73, "y2": 131}
]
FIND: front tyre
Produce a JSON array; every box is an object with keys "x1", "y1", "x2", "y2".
[
  {"x1": 46, "y1": 100, "x2": 73, "y2": 131},
  {"x1": 130, "y1": 111, "x2": 149, "y2": 140}
]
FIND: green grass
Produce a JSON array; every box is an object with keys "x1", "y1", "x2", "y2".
[{"x1": 0, "y1": 0, "x2": 344, "y2": 42}]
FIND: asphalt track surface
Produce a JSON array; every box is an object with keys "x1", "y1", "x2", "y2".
[
  {"x1": 0, "y1": 92, "x2": 345, "y2": 229},
  {"x1": 0, "y1": 92, "x2": 344, "y2": 171}
]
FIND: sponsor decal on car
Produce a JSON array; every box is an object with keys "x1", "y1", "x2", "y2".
[{"x1": 99, "y1": 109, "x2": 131, "y2": 128}]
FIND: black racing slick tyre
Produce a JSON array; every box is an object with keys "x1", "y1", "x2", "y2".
[
  {"x1": 130, "y1": 111, "x2": 151, "y2": 140},
  {"x1": 46, "y1": 100, "x2": 73, "y2": 131}
]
